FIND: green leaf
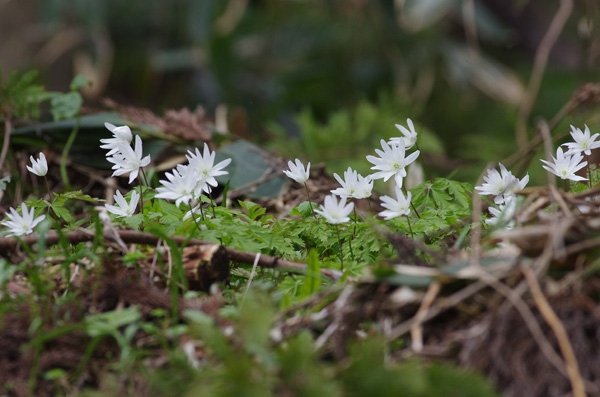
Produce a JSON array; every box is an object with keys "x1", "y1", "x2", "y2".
[
  {"x1": 0, "y1": 176, "x2": 10, "y2": 191},
  {"x1": 216, "y1": 140, "x2": 287, "y2": 198},
  {"x1": 50, "y1": 91, "x2": 82, "y2": 121},
  {"x1": 239, "y1": 200, "x2": 266, "y2": 220},
  {"x1": 70, "y1": 75, "x2": 92, "y2": 91},
  {"x1": 299, "y1": 250, "x2": 321, "y2": 298},
  {"x1": 297, "y1": 201, "x2": 315, "y2": 218},
  {"x1": 51, "y1": 204, "x2": 73, "y2": 223},
  {"x1": 122, "y1": 213, "x2": 144, "y2": 230},
  {"x1": 84, "y1": 307, "x2": 142, "y2": 337}
]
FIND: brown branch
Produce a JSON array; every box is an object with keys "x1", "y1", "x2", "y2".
[
  {"x1": 522, "y1": 266, "x2": 586, "y2": 397},
  {"x1": 0, "y1": 118, "x2": 12, "y2": 173},
  {"x1": 0, "y1": 229, "x2": 344, "y2": 281},
  {"x1": 515, "y1": 0, "x2": 573, "y2": 149}
]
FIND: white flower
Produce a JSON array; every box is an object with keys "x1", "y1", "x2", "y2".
[
  {"x1": 1, "y1": 202, "x2": 46, "y2": 237},
  {"x1": 186, "y1": 143, "x2": 232, "y2": 192},
  {"x1": 331, "y1": 167, "x2": 373, "y2": 199},
  {"x1": 389, "y1": 118, "x2": 418, "y2": 149},
  {"x1": 314, "y1": 195, "x2": 354, "y2": 225},
  {"x1": 182, "y1": 204, "x2": 210, "y2": 223},
  {"x1": 105, "y1": 190, "x2": 140, "y2": 218},
  {"x1": 485, "y1": 197, "x2": 517, "y2": 229},
  {"x1": 540, "y1": 147, "x2": 587, "y2": 181},
  {"x1": 475, "y1": 163, "x2": 528, "y2": 204},
  {"x1": 106, "y1": 135, "x2": 151, "y2": 184},
  {"x1": 378, "y1": 186, "x2": 411, "y2": 220},
  {"x1": 562, "y1": 125, "x2": 600, "y2": 156},
  {"x1": 155, "y1": 166, "x2": 201, "y2": 207},
  {"x1": 366, "y1": 139, "x2": 420, "y2": 188},
  {"x1": 100, "y1": 123, "x2": 133, "y2": 156},
  {"x1": 26, "y1": 152, "x2": 48, "y2": 177},
  {"x1": 283, "y1": 158, "x2": 310, "y2": 184}
]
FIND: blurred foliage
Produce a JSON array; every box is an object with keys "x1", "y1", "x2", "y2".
[{"x1": 15, "y1": 0, "x2": 596, "y2": 183}]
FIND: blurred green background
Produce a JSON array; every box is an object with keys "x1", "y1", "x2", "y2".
[{"x1": 1, "y1": 0, "x2": 599, "y2": 183}]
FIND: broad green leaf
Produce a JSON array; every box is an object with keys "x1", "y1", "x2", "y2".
[
  {"x1": 50, "y1": 91, "x2": 82, "y2": 121},
  {"x1": 215, "y1": 140, "x2": 287, "y2": 199},
  {"x1": 70, "y1": 75, "x2": 92, "y2": 91}
]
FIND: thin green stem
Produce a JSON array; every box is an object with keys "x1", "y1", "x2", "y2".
[
  {"x1": 405, "y1": 215, "x2": 414, "y2": 239},
  {"x1": 367, "y1": 197, "x2": 373, "y2": 213},
  {"x1": 43, "y1": 175, "x2": 52, "y2": 201},
  {"x1": 137, "y1": 178, "x2": 145, "y2": 217},
  {"x1": 402, "y1": 185, "x2": 420, "y2": 218},
  {"x1": 335, "y1": 224, "x2": 344, "y2": 272},
  {"x1": 586, "y1": 153, "x2": 592, "y2": 188},
  {"x1": 209, "y1": 192, "x2": 217, "y2": 218},
  {"x1": 352, "y1": 203, "x2": 357, "y2": 239},
  {"x1": 60, "y1": 113, "x2": 81, "y2": 189},
  {"x1": 304, "y1": 182, "x2": 319, "y2": 224}
]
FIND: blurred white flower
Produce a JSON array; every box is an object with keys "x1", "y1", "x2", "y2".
[
  {"x1": 283, "y1": 158, "x2": 310, "y2": 184},
  {"x1": 100, "y1": 123, "x2": 133, "y2": 156},
  {"x1": 378, "y1": 186, "x2": 411, "y2": 220},
  {"x1": 1, "y1": 202, "x2": 46, "y2": 237},
  {"x1": 107, "y1": 135, "x2": 151, "y2": 184},
  {"x1": 389, "y1": 118, "x2": 418, "y2": 149},
  {"x1": 186, "y1": 143, "x2": 232, "y2": 192},
  {"x1": 562, "y1": 125, "x2": 600, "y2": 156},
  {"x1": 485, "y1": 197, "x2": 517, "y2": 229},
  {"x1": 155, "y1": 166, "x2": 201, "y2": 207},
  {"x1": 314, "y1": 195, "x2": 354, "y2": 224},
  {"x1": 367, "y1": 139, "x2": 420, "y2": 188},
  {"x1": 331, "y1": 167, "x2": 373, "y2": 199},
  {"x1": 105, "y1": 190, "x2": 140, "y2": 218},
  {"x1": 540, "y1": 147, "x2": 587, "y2": 182},
  {"x1": 475, "y1": 163, "x2": 528, "y2": 204},
  {"x1": 26, "y1": 152, "x2": 48, "y2": 177}
]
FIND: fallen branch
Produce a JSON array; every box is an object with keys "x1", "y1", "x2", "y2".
[
  {"x1": 522, "y1": 266, "x2": 586, "y2": 397},
  {"x1": 0, "y1": 229, "x2": 344, "y2": 281}
]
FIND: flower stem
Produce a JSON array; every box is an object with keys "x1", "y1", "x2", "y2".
[
  {"x1": 367, "y1": 197, "x2": 373, "y2": 213},
  {"x1": 402, "y1": 185, "x2": 420, "y2": 218},
  {"x1": 586, "y1": 154, "x2": 592, "y2": 188},
  {"x1": 304, "y1": 182, "x2": 319, "y2": 224},
  {"x1": 43, "y1": 176, "x2": 52, "y2": 201},
  {"x1": 406, "y1": 215, "x2": 414, "y2": 239},
  {"x1": 137, "y1": 178, "x2": 145, "y2": 217},
  {"x1": 335, "y1": 224, "x2": 344, "y2": 272},
  {"x1": 60, "y1": 113, "x2": 81, "y2": 189},
  {"x1": 209, "y1": 192, "x2": 217, "y2": 218},
  {"x1": 352, "y1": 203, "x2": 357, "y2": 239}
]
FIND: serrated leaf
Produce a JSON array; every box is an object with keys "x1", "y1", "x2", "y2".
[
  {"x1": 122, "y1": 213, "x2": 144, "y2": 230},
  {"x1": 51, "y1": 205, "x2": 73, "y2": 223},
  {"x1": 297, "y1": 201, "x2": 315, "y2": 218}
]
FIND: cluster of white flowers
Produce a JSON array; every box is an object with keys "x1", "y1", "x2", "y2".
[
  {"x1": 283, "y1": 118, "x2": 421, "y2": 225},
  {"x1": 475, "y1": 163, "x2": 528, "y2": 229},
  {"x1": 155, "y1": 143, "x2": 232, "y2": 211},
  {"x1": 539, "y1": 125, "x2": 598, "y2": 183},
  {"x1": 1, "y1": 153, "x2": 48, "y2": 236},
  {"x1": 100, "y1": 123, "x2": 232, "y2": 219}
]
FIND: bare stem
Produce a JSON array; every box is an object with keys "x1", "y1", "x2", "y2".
[
  {"x1": 403, "y1": 185, "x2": 420, "y2": 218},
  {"x1": 0, "y1": 118, "x2": 11, "y2": 173},
  {"x1": 406, "y1": 215, "x2": 414, "y2": 239},
  {"x1": 304, "y1": 182, "x2": 319, "y2": 224},
  {"x1": 335, "y1": 224, "x2": 344, "y2": 272}
]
